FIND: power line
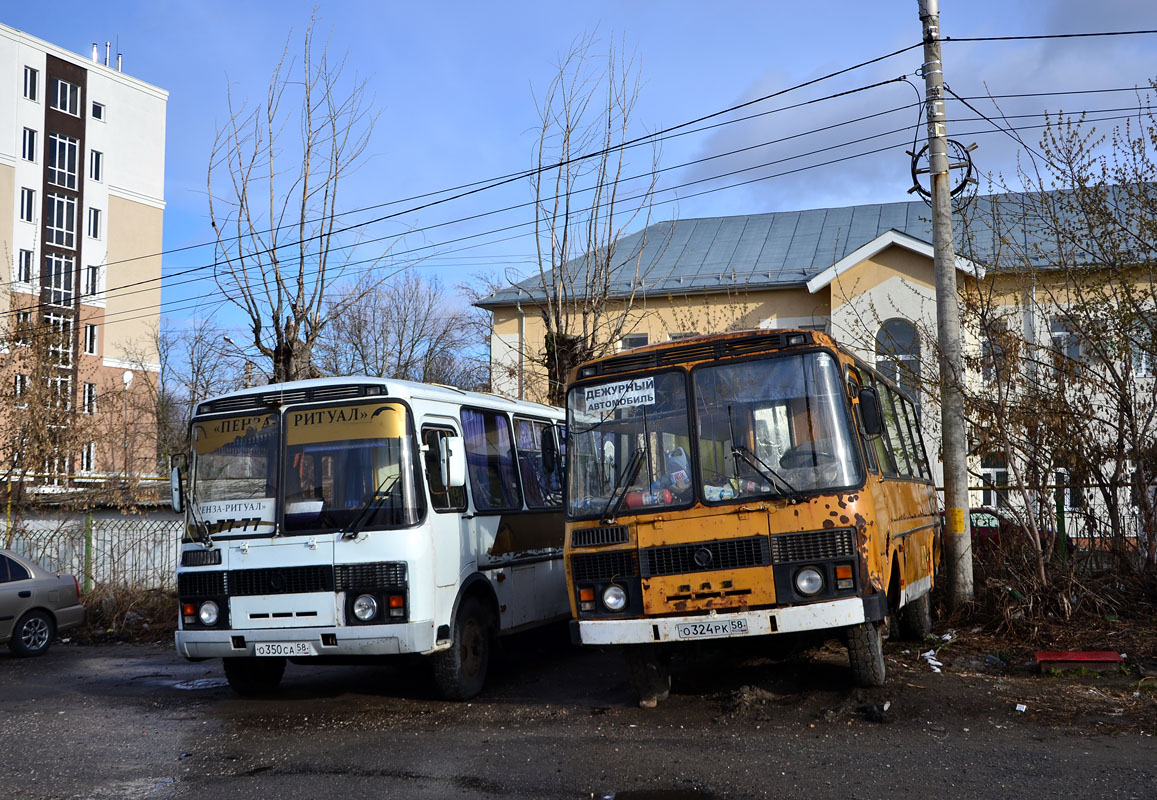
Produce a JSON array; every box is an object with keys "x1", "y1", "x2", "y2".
[
  {"x1": 6, "y1": 43, "x2": 928, "y2": 301},
  {"x1": 944, "y1": 29, "x2": 1157, "y2": 43},
  {"x1": 20, "y1": 92, "x2": 1157, "y2": 333}
]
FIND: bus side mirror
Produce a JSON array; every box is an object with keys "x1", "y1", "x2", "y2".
[
  {"x1": 858, "y1": 387, "x2": 884, "y2": 437},
  {"x1": 170, "y1": 465, "x2": 185, "y2": 513},
  {"x1": 440, "y1": 435, "x2": 467, "y2": 489}
]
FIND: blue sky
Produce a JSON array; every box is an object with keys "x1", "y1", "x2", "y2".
[{"x1": 7, "y1": 0, "x2": 1157, "y2": 337}]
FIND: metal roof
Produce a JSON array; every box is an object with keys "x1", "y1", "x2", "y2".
[
  {"x1": 475, "y1": 187, "x2": 1152, "y2": 308},
  {"x1": 477, "y1": 199, "x2": 936, "y2": 308}
]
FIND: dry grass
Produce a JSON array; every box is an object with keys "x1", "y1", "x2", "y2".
[{"x1": 77, "y1": 584, "x2": 177, "y2": 644}]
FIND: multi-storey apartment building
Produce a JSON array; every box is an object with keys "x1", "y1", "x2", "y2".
[{"x1": 0, "y1": 23, "x2": 166, "y2": 485}]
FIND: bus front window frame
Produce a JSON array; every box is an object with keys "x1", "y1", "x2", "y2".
[
  {"x1": 691, "y1": 349, "x2": 866, "y2": 505},
  {"x1": 566, "y1": 369, "x2": 695, "y2": 521},
  {"x1": 281, "y1": 399, "x2": 427, "y2": 536}
]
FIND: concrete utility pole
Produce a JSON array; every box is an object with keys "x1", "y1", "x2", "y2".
[{"x1": 918, "y1": 0, "x2": 974, "y2": 605}]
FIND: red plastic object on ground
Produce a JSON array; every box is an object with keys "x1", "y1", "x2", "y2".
[{"x1": 1034, "y1": 651, "x2": 1123, "y2": 664}]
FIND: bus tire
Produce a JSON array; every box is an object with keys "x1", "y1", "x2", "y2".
[
  {"x1": 223, "y1": 657, "x2": 286, "y2": 696},
  {"x1": 624, "y1": 645, "x2": 671, "y2": 708},
  {"x1": 846, "y1": 622, "x2": 886, "y2": 687},
  {"x1": 900, "y1": 590, "x2": 933, "y2": 640},
  {"x1": 433, "y1": 595, "x2": 493, "y2": 701}
]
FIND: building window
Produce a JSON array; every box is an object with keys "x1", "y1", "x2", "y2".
[
  {"x1": 1132, "y1": 315, "x2": 1156, "y2": 378},
  {"x1": 46, "y1": 253, "x2": 75, "y2": 307},
  {"x1": 83, "y1": 383, "x2": 97, "y2": 414},
  {"x1": 620, "y1": 333, "x2": 649, "y2": 351},
  {"x1": 21, "y1": 128, "x2": 37, "y2": 161},
  {"x1": 17, "y1": 250, "x2": 35, "y2": 284},
  {"x1": 47, "y1": 133, "x2": 79, "y2": 189},
  {"x1": 91, "y1": 101, "x2": 105, "y2": 121},
  {"x1": 50, "y1": 78, "x2": 80, "y2": 116},
  {"x1": 19, "y1": 188, "x2": 35, "y2": 223},
  {"x1": 876, "y1": 319, "x2": 921, "y2": 405},
  {"x1": 89, "y1": 150, "x2": 103, "y2": 182},
  {"x1": 14, "y1": 374, "x2": 29, "y2": 409},
  {"x1": 84, "y1": 324, "x2": 97, "y2": 355},
  {"x1": 15, "y1": 311, "x2": 31, "y2": 346},
  {"x1": 1050, "y1": 317, "x2": 1083, "y2": 376},
  {"x1": 84, "y1": 265, "x2": 100, "y2": 298},
  {"x1": 668, "y1": 331, "x2": 699, "y2": 340},
  {"x1": 46, "y1": 314, "x2": 73, "y2": 368},
  {"x1": 980, "y1": 454, "x2": 1009, "y2": 508},
  {"x1": 48, "y1": 376, "x2": 72, "y2": 412},
  {"x1": 88, "y1": 207, "x2": 102, "y2": 239},
  {"x1": 23, "y1": 66, "x2": 38, "y2": 101},
  {"x1": 46, "y1": 193, "x2": 77, "y2": 249},
  {"x1": 80, "y1": 442, "x2": 95, "y2": 473}
]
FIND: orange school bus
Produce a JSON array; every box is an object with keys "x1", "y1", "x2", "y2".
[{"x1": 563, "y1": 329, "x2": 940, "y2": 705}]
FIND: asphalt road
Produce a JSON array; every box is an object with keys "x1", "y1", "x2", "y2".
[{"x1": 2, "y1": 628, "x2": 1154, "y2": 799}]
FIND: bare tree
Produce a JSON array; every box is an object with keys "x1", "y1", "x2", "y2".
[
  {"x1": 316, "y1": 271, "x2": 487, "y2": 389},
  {"x1": 528, "y1": 34, "x2": 664, "y2": 405},
  {"x1": 955, "y1": 90, "x2": 1157, "y2": 596},
  {"x1": 207, "y1": 13, "x2": 378, "y2": 383}
]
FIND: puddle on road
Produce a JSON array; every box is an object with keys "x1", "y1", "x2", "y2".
[{"x1": 173, "y1": 678, "x2": 230, "y2": 691}]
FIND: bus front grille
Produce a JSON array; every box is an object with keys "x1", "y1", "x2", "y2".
[
  {"x1": 178, "y1": 571, "x2": 225, "y2": 596},
  {"x1": 640, "y1": 536, "x2": 771, "y2": 577},
  {"x1": 571, "y1": 525, "x2": 630, "y2": 547},
  {"x1": 335, "y1": 562, "x2": 407, "y2": 589},
  {"x1": 769, "y1": 529, "x2": 855, "y2": 563},
  {"x1": 229, "y1": 565, "x2": 335, "y2": 596},
  {"x1": 570, "y1": 550, "x2": 639, "y2": 582}
]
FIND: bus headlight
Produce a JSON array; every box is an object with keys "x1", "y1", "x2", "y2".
[
  {"x1": 794, "y1": 567, "x2": 824, "y2": 596},
  {"x1": 353, "y1": 594, "x2": 379, "y2": 622},
  {"x1": 198, "y1": 600, "x2": 220, "y2": 626},
  {"x1": 602, "y1": 585, "x2": 628, "y2": 612}
]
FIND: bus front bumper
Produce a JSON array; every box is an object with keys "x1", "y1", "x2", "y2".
[
  {"x1": 175, "y1": 621, "x2": 440, "y2": 660},
  {"x1": 571, "y1": 594, "x2": 886, "y2": 646}
]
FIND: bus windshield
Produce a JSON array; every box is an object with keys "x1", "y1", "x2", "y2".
[
  {"x1": 191, "y1": 413, "x2": 280, "y2": 535},
  {"x1": 567, "y1": 371, "x2": 693, "y2": 519},
  {"x1": 694, "y1": 350, "x2": 863, "y2": 500},
  {"x1": 282, "y1": 401, "x2": 424, "y2": 534}
]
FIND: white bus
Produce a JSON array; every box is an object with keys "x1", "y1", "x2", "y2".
[{"x1": 171, "y1": 377, "x2": 569, "y2": 699}]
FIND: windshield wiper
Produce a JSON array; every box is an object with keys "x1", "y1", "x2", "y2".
[
  {"x1": 340, "y1": 473, "x2": 400, "y2": 540},
  {"x1": 601, "y1": 449, "x2": 645, "y2": 523},
  {"x1": 727, "y1": 404, "x2": 801, "y2": 502}
]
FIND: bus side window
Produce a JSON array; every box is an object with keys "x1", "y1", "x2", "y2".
[
  {"x1": 897, "y1": 395, "x2": 931, "y2": 481},
  {"x1": 422, "y1": 426, "x2": 467, "y2": 512},
  {"x1": 514, "y1": 418, "x2": 562, "y2": 510},
  {"x1": 880, "y1": 384, "x2": 914, "y2": 477},
  {"x1": 461, "y1": 408, "x2": 522, "y2": 513},
  {"x1": 847, "y1": 367, "x2": 878, "y2": 474}
]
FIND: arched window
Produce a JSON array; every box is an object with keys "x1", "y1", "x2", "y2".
[{"x1": 876, "y1": 319, "x2": 920, "y2": 405}]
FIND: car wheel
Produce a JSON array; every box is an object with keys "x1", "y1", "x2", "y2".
[
  {"x1": 432, "y1": 595, "x2": 493, "y2": 701},
  {"x1": 223, "y1": 657, "x2": 286, "y2": 696},
  {"x1": 9, "y1": 610, "x2": 55, "y2": 658},
  {"x1": 846, "y1": 622, "x2": 886, "y2": 687}
]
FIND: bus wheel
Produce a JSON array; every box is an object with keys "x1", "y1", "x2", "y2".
[
  {"x1": 900, "y1": 591, "x2": 934, "y2": 640},
  {"x1": 433, "y1": 595, "x2": 493, "y2": 701},
  {"x1": 846, "y1": 622, "x2": 886, "y2": 687},
  {"x1": 624, "y1": 645, "x2": 671, "y2": 708},
  {"x1": 223, "y1": 657, "x2": 286, "y2": 696}
]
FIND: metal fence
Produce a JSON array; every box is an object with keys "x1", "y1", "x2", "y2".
[{"x1": 3, "y1": 514, "x2": 182, "y2": 591}]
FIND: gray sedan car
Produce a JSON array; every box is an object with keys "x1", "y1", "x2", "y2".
[{"x1": 1, "y1": 548, "x2": 84, "y2": 657}]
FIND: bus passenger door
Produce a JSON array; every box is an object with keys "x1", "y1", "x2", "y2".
[{"x1": 420, "y1": 422, "x2": 469, "y2": 588}]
